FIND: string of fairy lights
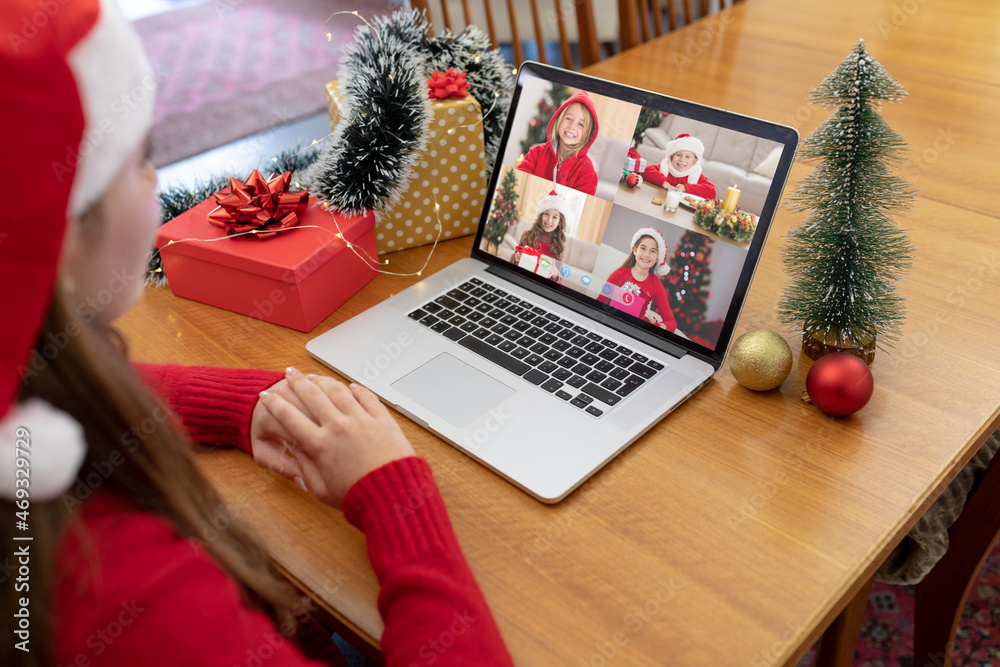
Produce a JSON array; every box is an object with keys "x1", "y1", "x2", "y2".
[
  {"x1": 152, "y1": 216, "x2": 439, "y2": 279},
  {"x1": 149, "y1": 166, "x2": 444, "y2": 278},
  {"x1": 149, "y1": 10, "x2": 513, "y2": 281}
]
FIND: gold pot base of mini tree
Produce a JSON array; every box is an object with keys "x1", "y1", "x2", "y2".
[{"x1": 802, "y1": 330, "x2": 876, "y2": 366}]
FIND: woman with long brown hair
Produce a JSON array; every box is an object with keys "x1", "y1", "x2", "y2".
[{"x1": 0, "y1": 2, "x2": 512, "y2": 666}]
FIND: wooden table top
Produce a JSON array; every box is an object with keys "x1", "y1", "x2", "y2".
[{"x1": 119, "y1": 0, "x2": 1000, "y2": 663}]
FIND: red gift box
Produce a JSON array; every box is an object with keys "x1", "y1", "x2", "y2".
[
  {"x1": 514, "y1": 245, "x2": 544, "y2": 273},
  {"x1": 156, "y1": 197, "x2": 378, "y2": 332}
]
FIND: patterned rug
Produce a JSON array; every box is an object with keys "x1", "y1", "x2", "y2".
[
  {"x1": 134, "y1": 0, "x2": 402, "y2": 166},
  {"x1": 796, "y1": 538, "x2": 1000, "y2": 666}
]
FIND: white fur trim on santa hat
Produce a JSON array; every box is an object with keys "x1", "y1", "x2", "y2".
[
  {"x1": 536, "y1": 190, "x2": 570, "y2": 222},
  {"x1": 631, "y1": 227, "x2": 667, "y2": 268},
  {"x1": 661, "y1": 133, "x2": 704, "y2": 185},
  {"x1": 1, "y1": 400, "x2": 87, "y2": 503},
  {"x1": 664, "y1": 133, "x2": 704, "y2": 162},
  {"x1": 67, "y1": 0, "x2": 156, "y2": 217}
]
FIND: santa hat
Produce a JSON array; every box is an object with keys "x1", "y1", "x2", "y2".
[
  {"x1": 536, "y1": 190, "x2": 570, "y2": 222},
  {"x1": 0, "y1": 0, "x2": 155, "y2": 501},
  {"x1": 631, "y1": 227, "x2": 668, "y2": 269},
  {"x1": 661, "y1": 133, "x2": 705, "y2": 185}
]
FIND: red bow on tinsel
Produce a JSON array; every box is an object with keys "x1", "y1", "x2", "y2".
[
  {"x1": 207, "y1": 170, "x2": 308, "y2": 239},
  {"x1": 427, "y1": 68, "x2": 470, "y2": 99}
]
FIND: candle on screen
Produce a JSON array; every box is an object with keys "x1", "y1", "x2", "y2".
[{"x1": 722, "y1": 185, "x2": 741, "y2": 213}]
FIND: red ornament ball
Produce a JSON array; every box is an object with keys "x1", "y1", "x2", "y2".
[
  {"x1": 805, "y1": 352, "x2": 874, "y2": 417},
  {"x1": 626, "y1": 172, "x2": 640, "y2": 188}
]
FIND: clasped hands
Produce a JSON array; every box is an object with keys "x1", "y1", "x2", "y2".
[{"x1": 249, "y1": 367, "x2": 414, "y2": 508}]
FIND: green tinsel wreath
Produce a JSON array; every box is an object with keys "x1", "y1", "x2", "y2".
[{"x1": 303, "y1": 9, "x2": 514, "y2": 219}]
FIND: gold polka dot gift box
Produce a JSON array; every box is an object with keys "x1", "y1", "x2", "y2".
[{"x1": 325, "y1": 81, "x2": 487, "y2": 254}]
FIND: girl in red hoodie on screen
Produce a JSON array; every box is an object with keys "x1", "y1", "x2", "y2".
[
  {"x1": 641, "y1": 133, "x2": 717, "y2": 200},
  {"x1": 517, "y1": 90, "x2": 599, "y2": 196},
  {"x1": 598, "y1": 227, "x2": 678, "y2": 332}
]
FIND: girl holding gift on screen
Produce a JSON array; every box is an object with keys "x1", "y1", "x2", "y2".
[
  {"x1": 510, "y1": 190, "x2": 569, "y2": 281},
  {"x1": 517, "y1": 91, "x2": 599, "y2": 196},
  {"x1": 642, "y1": 133, "x2": 717, "y2": 199},
  {"x1": 599, "y1": 227, "x2": 678, "y2": 332}
]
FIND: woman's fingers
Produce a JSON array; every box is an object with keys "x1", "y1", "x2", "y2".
[
  {"x1": 282, "y1": 367, "x2": 343, "y2": 424},
  {"x1": 310, "y1": 374, "x2": 367, "y2": 419},
  {"x1": 261, "y1": 444, "x2": 304, "y2": 480},
  {"x1": 268, "y1": 377, "x2": 318, "y2": 426},
  {"x1": 259, "y1": 389, "x2": 321, "y2": 450},
  {"x1": 261, "y1": 370, "x2": 417, "y2": 508},
  {"x1": 285, "y1": 448, "x2": 331, "y2": 499},
  {"x1": 263, "y1": 412, "x2": 296, "y2": 445},
  {"x1": 350, "y1": 383, "x2": 387, "y2": 418}
]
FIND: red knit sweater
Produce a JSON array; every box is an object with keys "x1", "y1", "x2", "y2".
[{"x1": 54, "y1": 364, "x2": 513, "y2": 667}]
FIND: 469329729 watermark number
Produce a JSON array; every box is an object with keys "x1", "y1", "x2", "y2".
[{"x1": 12, "y1": 426, "x2": 33, "y2": 653}]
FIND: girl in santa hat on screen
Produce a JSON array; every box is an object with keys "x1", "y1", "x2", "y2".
[
  {"x1": 598, "y1": 227, "x2": 678, "y2": 332},
  {"x1": 641, "y1": 133, "x2": 717, "y2": 200},
  {"x1": 517, "y1": 90, "x2": 599, "y2": 196},
  {"x1": 510, "y1": 189, "x2": 570, "y2": 281},
  {"x1": 0, "y1": 2, "x2": 512, "y2": 666}
]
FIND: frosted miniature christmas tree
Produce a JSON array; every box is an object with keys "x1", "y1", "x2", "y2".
[{"x1": 778, "y1": 40, "x2": 915, "y2": 360}]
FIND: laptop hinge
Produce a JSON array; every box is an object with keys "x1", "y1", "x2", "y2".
[{"x1": 486, "y1": 265, "x2": 690, "y2": 361}]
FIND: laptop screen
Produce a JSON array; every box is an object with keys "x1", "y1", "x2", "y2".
[{"x1": 471, "y1": 62, "x2": 798, "y2": 368}]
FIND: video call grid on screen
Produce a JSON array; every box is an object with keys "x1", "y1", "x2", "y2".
[{"x1": 474, "y1": 64, "x2": 794, "y2": 357}]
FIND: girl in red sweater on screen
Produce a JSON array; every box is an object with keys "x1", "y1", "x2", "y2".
[
  {"x1": 510, "y1": 190, "x2": 569, "y2": 281},
  {"x1": 641, "y1": 133, "x2": 717, "y2": 200},
  {"x1": 598, "y1": 227, "x2": 678, "y2": 332},
  {"x1": 517, "y1": 90, "x2": 599, "y2": 195},
  {"x1": 0, "y1": 3, "x2": 513, "y2": 667}
]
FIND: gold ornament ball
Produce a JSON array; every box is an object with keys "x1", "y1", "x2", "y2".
[{"x1": 729, "y1": 329, "x2": 793, "y2": 391}]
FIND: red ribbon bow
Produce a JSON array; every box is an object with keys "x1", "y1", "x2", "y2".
[
  {"x1": 427, "y1": 68, "x2": 470, "y2": 100},
  {"x1": 515, "y1": 245, "x2": 544, "y2": 272},
  {"x1": 627, "y1": 146, "x2": 642, "y2": 172},
  {"x1": 207, "y1": 170, "x2": 308, "y2": 239}
]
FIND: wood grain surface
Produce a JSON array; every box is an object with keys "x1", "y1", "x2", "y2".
[{"x1": 119, "y1": 1, "x2": 1000, "y2": 663}]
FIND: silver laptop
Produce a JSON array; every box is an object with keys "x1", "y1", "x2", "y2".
[{"x1": 307, "y1": 62, "x2": 798, "y2": 503}]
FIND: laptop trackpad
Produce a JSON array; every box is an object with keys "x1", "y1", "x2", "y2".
[{"x1": 391, "y1": 353, "x2": 515, "y2": 429}]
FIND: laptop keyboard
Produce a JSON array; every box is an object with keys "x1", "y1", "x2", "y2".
[{"x1": 406, "y1": 277, "x2": 666, "y2": 418}]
